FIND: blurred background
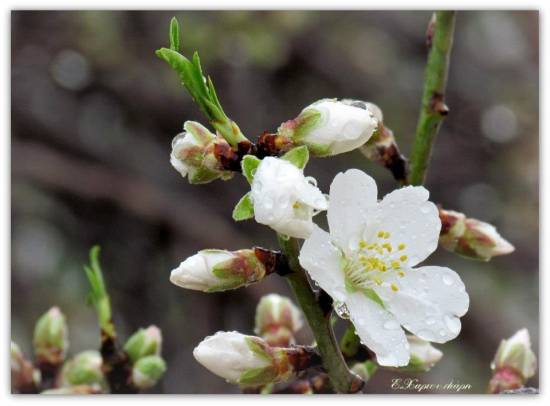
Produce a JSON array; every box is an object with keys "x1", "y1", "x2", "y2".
[{"x1": 11, "y1": 10, "x2": 539, "y2": 393}]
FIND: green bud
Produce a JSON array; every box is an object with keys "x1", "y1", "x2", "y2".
[
  {"x1": 33, "y1": 307, "x2": 69, "y2": 365},
  {"x1": 124, "y1": 325, "x2": 162, "y2": 364},
  {"x1": 132, "y1": 355, "x2": 167, "y2": 390},
  {"x1": 60, "y1": 350, "x2": 105, "y2": 387}
]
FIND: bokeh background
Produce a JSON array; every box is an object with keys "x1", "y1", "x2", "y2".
[{"x1": 11, "y1": 10, "x2": 539, "y2": 394}]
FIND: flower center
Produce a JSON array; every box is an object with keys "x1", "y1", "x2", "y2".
[{"x1": 342, "y1": 229, "x2": 409, "y2": 295}]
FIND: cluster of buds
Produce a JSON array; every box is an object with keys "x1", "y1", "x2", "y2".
[
  {"x1": 123, "y1": 325, "x2": 166, "y2": 391},
  {"x1": 170, "y1": 121, "x2": 235, "y2": 184},
  {"x1": 438, "y1": 208, "x2": 515, "y2": 261},
  {"x1": 193, "y1": 331, "x2": 320, "y2": 387},
  {"x1": 489, "y1": 329, "x2": 537, "y2": 394},
  {"x1": 254, "y1": 294, "x2": 303, "y2": 347},
  {"x1": 276, "y1": 98, "x2": 378, "y2": 157},
  {"x1": 170, "y1": 247, "x2": 285, "y2": 292}
]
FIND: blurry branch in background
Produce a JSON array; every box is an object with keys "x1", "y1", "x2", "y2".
[
  {"x1": 11, "y1": 140, "x2": 249, "y2": 248},
  {"x1": 409, "y1": 11, "x2": 456, "y2": 186}
]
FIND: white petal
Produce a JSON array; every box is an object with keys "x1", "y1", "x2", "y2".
[
  {"x1": 382, "y1": 266, "x2": 469, "y2": 343},
  {"x1": 327, "y1": 169, "x2": 378, "y2": 253},
  {"x1": 345, "y1": 292, "x2": 409, "y2": 367},
  {"x1": 298, "y1": 224, "x2": 346, "y2": 302},
  {"x1": 376, "y1": 186, "x2": 441, "y2": 267}
]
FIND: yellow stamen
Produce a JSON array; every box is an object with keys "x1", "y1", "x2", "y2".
[
  {"x1": 398, "y1": 243, "x2": 406, "y2": 251},
  {"x1": 359, "y1": 240, "x2": 367, "y2": 249},
  {"x1": 382, "y1": 243, "x2": 393, "y2": 252},
  {"x1": 391, "y1": 260, "x2": 401, "y2": 269},
  {"x1": 377, "y1": 231, "x2": 385, "y2": 238},
  {"x1": 384, "y1": 232, "x2": 391, "y2": 239},
  {"x1": 398, "y1": 271, "x2": 405, "y2": 278},
  {"x1": 400, "y1": 255, "x2": 408, "y2": 262},
  {"x1": 391, "y1": 283, "x2": 399, "y2": 292},
  {"x1": 293, "y1": 202, "x2": 301, "y2": 209}
]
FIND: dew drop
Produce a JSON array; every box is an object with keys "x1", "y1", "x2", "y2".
[
  {"x1": 426, "y1": 317, "x2": 436, "y2": 326},
  {"x1": 334, "y1": 301, "x2": 350, "y2": 319},
  {"x1": 439, "y1": 329, "x2": 447, "y2": 337},
  {"x1": 444, "y1": 315, "x2": 461, "y2": 334},
  {"x1": 442, "y1": 274, "x2": 454, "y2": 286}
]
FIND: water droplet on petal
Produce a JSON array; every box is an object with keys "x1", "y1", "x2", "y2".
[
  {"x1": 334, "y1": 301, "x2": 350, "y2": 319},
  {"x1": 442, "y1": 274, "x2": 454, "y2": 286},
  {"x1": 444, "y1": 315, "x2": 461, "y2": 334},
  {"x1": 426, "y1": 317, "x2": 436, "y2": 325}
]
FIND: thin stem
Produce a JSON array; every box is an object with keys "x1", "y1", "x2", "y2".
[
  {"x1": 409, "y1": 11, "x2": 456, "y2": 186},
  {"x1": 277, "y1": 235, "x2": 361, "y2": 393}
]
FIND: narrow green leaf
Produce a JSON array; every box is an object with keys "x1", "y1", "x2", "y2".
[
  {"x1": 241, "y1": 155, "x2": 261, "y2": 184},
  {"x1": 232, "y1": 193, "x2": 254, "y2": 221},
  {"x1": 281, "y1": 145, "x2": 309, "y2": 169},
  {"x1": 169, "y1": 17, "x2": 180, "y2": 52}
]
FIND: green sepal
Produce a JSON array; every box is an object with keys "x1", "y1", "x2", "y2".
[
  {"x1": 281, "y1": 145, "x2": 309, "y2": 169},
  {"x1": 232, "y1": 192, "x2": 254, "y2": 221},
  {"x1": 238, "y1": 366, "x2": 277, "y2": 386},
  {"x1": 169, "y1": 17, "x2": 180, "y2": 52},
  {"x1": 363, "y1": 288, "x2": 386, "y2": 309},
  {"x1": 241, "y1": 155, "x2": 261, "y2": 184},
  {"x1": 188, "y1": 166, "x2": 227, "y2": 185}
]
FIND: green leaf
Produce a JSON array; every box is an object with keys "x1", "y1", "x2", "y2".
[
  {"x1": 363, "y1": 288, "x2": 386, "y2": 309},
  {"x1": 84, "y1": 246, "x2": 116, "y2": 338},
  {"x1": 241, "y1": 155, "x2": 261, "y2": 184},
  {"x1": 281, "y1": 145, "x2": 309, "y2": 169},
  {"x1": 232, "y1": 192, "x2": 254, "y2": 221},
  {"x1": 169, "y1": 17, "x2": 180, "y2": 52}
]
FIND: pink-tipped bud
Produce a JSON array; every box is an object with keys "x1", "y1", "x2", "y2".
[{"x1": 254, "y1": 294, "x2": 303, "y2": 347}]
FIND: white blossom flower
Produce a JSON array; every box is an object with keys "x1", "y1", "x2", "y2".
[
  {"x1": 299, "y1": 169, "x2": 469, "y2": 367},
  {"x1": 250, "y1": 157, "x2": 327, "y2": 238},
  {"x1": 492, "y1": 328, "x2": 536, "y2": 381},
  {"x1": 170, "y1": 249, "x2": 267, "y2": 292},
  {"x1": 277, "y1": 99, "x2": 378, "y2": 156}
]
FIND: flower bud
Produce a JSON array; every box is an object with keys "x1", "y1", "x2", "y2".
[
  {"x1": 193, "y1": 331, "x2": 320, "y2": 386},
  {"x1": 439, "y1": 208, "x2": 514, "y2": 261},
  {"x1": 131, "y1": 355, "x2": 167, "y2": 390},
  {"x1": 124, "y1": 325, "x2": 162, "y2": 364},
  {"x1": 250, "y1": 157, "x2": 327, "y2": 238},
  {"x1": 33, "y1": 307, "x2": 69, "y2": 366},
  {"x1": 170, "y1": 121, "x2": 234, "y2": 184},
  {"x1": 402, "y1": 335, "x2": 443, "y2": 372},
  {"x1": 170, "y1": 248, "x2": 269, "y2": 292},
  {"x1": 489, "y1": 329, "x2": 536, "y2": 393},
  {"x1": 42, "y1": 385, "x2": 103, "y2": 394},
  {"x1": 277, "y1": 99, "x2": 378, "y2": 157},
  {"x1": 351, "y1": 360, "x2": 378, "y2": 383},
  {"x1": 59, "y1": 350, "x2": 105, "y2": 388},
  {"x1": 11, "y1": 341, "x2": 41, "y2": 393},
  {"x1": 254, "y1": 294, "x2": 303, "y2": 346}
]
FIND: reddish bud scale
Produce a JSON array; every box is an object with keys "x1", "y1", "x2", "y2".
[{"x1": 489, "y1": 367, "x2": 525, "y2": 394}]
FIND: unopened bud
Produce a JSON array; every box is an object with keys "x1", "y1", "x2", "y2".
[
  {"x1": 11, "y1": 341, "x2": 41, "y2": 393},
  {"x1": 439, "y1": 208, "x2": 514, "y2": 261},
  {"x1": 402, "y1": 335, "x2": 443, "y2": 372},
  {"x1": 351, "y1": 360, "x2": 378, "y2": 382},
  {"x1": 59, "y1": 350, "x2": 105, "y2": 388},
  {"x1": 193, "y1": 331, "x2": 320, "y2": 386},
  {"x1": 124, "y1": 325, "x2": 162, "y2": 364},
  {"x1": 42, "y1": 385, "x2": 103, "y2": 394},
  {"x1": 33, "y1": 307, "x2": 69, "y2": 366},
  {"x1": 254, "y1": 294, "x2": 303, "y2": 346},
  {"x1": 132, "y1": 355, "x2": 167, "y2": 390},
  {"x1": 277, "y1": 98, "x2": 378, "y2": 157},
  {"x1": 489, "y1": 329, "x2": 536, "y2": 393},
  {"x1": 170, "y1": 121, "x2": 234, "y2": 184},
  {"x1": 170, "y1": 248, "x2": 270, "y2": 292}
]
